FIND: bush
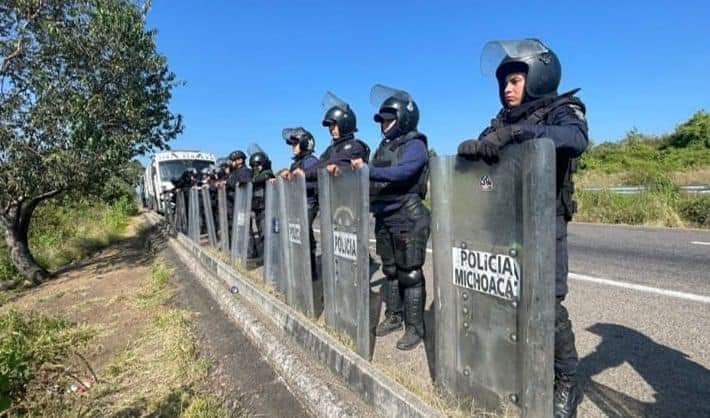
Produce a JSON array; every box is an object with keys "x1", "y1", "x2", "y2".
[
  {"x1": 0, "y1": 310, "x2": 94, "y2": 412},
  {"x1": 576, "y1": 190, "x2": 683, "y2": 227},
  {"x1": 676, "y1": 196, "x2": 710, "y2": 227}
]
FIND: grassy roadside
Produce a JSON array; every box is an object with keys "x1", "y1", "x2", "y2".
[
  {"x1": 1, "y1": 196, "x2": 139, "y2": 283},
  {"x1": 0, "y1": 227, "x2": 232, "y2": 416},
  {"x1": 575, "y1": 112, "x2": 710, "y2": 228}
]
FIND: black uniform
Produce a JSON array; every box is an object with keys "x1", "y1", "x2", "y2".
[
  {"x1": 369, "y1": 85, "x2": 430, "y2": 351},
  {"x1": 248, "y1": 153, "x2": 274, "y2": 262},
  {"x1": 458, "y1": 39, "x2": 587, "y2": 418}
]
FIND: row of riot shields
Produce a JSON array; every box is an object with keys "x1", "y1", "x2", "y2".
[{"x1": 166, "y1": 140, "x2": 556, "y2": 416}]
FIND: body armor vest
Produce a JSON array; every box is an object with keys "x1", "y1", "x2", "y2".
[{"x1": 370, "y1": 131, "x2": 429, "y2": 204}]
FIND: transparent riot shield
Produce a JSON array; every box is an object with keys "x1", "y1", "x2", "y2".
[
  {"x1": 230, "y1": 182, "x2": 253, "y2": 264},
  {"x1": 200, "y1": 186, "x2": 218, "y2": 247},
  {"x1": 217, "y1": 183, "x2": 230, "y2": 253},
  {"x1": 432, "y1": 140, "x2": 556, "y2": 416},
  {"x1": 318, "y1": 166, "x2": 372, "y2": 359},
  {"x1": 282, "y1": 175, "x2": 315, "y2": 317},
  {"x1": 263, "y1": 179, "x2": 288, "y2": 293},
  {"x1": 175, "y1": 189, "x2": 187, "y2": 233},
  {"x1": 188, "y1": 187, "x2": 201, "y2": 243}
]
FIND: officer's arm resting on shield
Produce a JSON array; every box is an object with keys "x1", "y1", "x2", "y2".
[
  {"x1": 508, "y1": 105, "x2": 589, "y2": 157},
  {"x1": 325, "y1": 141, "x2": 370, "y2": 175},
  {"x1": 462, "y1": 105, "x2": 588, "y2": 161},
  {"x1": 293, "y1": 158, "x2": 320, "y2": 180},
  {"x1": 362, "y1": 140, "x2": 428, "y2": 182}
]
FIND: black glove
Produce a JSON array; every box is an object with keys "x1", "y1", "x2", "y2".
[
  {"x1": 457, "y1": 139, "x2": 500, "y2": 162},
  {"x1": 457, "y1": 125, "x2": 522, "y2": 162}
]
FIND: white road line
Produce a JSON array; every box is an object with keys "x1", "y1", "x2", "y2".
[
  {"x1": 318, "y1": 228, "x2": 710, "y2": 303},
  {"x1": 691, "y1": 241, "x2": 710, "y2": 246},
  {"x1": 568, "y1": 272, "x2": 710, "y2": 304}
]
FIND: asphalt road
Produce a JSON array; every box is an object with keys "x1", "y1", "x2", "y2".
[
  {"x1": 337, "y1": 222, "x2": 710, "y2": 417},
  {"x1": 567, "y1": 223, "x2": 710, "y2": 296}
]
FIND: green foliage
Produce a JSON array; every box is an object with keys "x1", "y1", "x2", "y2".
[
  {"x1": 29, "y1": 196, "x2": 137, "y2": 271},
  {"x1": 1, "y1": 0, "x2": 181, "y2": 250},
  {"x1": 0, "y1": 310, "x2": 94, "y2": 411},
  {"x1": 576, "y1": 190, "x2": 683, "y2": 227},
  {"x1": 579, "y1": 112, "x2": 710, "y2": 179},
  {"x1": 676, "y1": 196, "x2": 710, "y2": 227}
]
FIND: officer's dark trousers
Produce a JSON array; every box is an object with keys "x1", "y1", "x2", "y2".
[
  {"x1": 374, "y1": 198, "x2": 430, "y2": 336},
  {"x1": 250, "y1": 209, "x2": 266, "y2": 260},
  {"x1": 555, "y1": 215, "x2": 578, "y2": 378}
]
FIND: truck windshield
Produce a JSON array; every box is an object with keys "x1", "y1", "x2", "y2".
[{"x1": 159, "y1": 160, "x2": 213, "y2": 182}]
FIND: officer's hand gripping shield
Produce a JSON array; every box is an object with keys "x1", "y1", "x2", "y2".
[
  {"x1": 318, "y1": 166, "x2": 373, "y2": 359},
  {"x1": 432, "y1": 139, "x2": 555, "y2": 416}
]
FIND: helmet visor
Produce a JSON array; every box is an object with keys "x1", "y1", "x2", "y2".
[{"x1": 480, "y1": 39, "x2": 550, "y2": 77}]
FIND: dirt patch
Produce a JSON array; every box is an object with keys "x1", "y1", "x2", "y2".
[{"x1": 0, "y1": 215, "x2": 236, "y2": 416}]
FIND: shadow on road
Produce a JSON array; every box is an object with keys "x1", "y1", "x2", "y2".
[{"x1": 578, "y1": 323, "x2": 710, "y2": 418}]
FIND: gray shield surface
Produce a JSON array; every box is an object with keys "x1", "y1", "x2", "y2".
[
  {"x1": 200, "y1": 186, "x2": 218, "y2": 247},
  {"x1": 264, "y1": 179, "x2": 288, "y2": 293},
  {"x1": 283, "y1": 175, "x2": 315, "y2": 317},
  {"x1": 187, "y1": 187, "x2": 200, "y2": 243},
  {"x1": 230, "y1": 182, "x2": 253, "y2": 265},
  {"x1": 217, "y1": 183, "x2": 230, "y2": 253},
  {"x1": 175, "y1": 189, "x2": 188, "y2": 233},
  {"x1": 318, "y1": 166, "x2": 371, "y2": 359},
  {"x1": 431, "y1": 140, "x2": 556, "y2": 416}
]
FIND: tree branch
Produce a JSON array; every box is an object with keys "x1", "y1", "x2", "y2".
[{"x1": 0, "y1": 40, "x2": 24, "y2": 75}]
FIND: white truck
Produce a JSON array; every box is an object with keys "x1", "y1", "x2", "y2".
[{"x1": 144, "y1": 150, "x2": 216, "y2": 213}]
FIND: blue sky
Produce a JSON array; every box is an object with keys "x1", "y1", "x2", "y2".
[{"x1": 146, "y1": 0, "x2": 709, "y2": 169}]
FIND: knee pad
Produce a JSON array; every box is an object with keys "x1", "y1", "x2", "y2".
[
  {"x1": 382, "y1": 264, "x2": 397, "y2": 278},
  {"x1": 397, "y1": 269, "x2": 424, "y2": 288}
]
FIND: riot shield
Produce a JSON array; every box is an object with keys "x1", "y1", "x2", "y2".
[
  {"x1": 175, "y1": 189, "x2": 187, "y2": 233},
  {"x1": 217, "y1": 183, "x2": 230, "y2": 253},
  {"x1": 187, "y1": 187, "x2": 200, "y2": 243},
  {"x1": 318, "y1": 166, "x2": 372, "y2": 359},
  {"x1": 230, "y1": 182, "x2": 253, "y2": 264},
  {"x1": 282, "y1": 175, "x2": 315, "y2": 317},
  {"x1": 432, "y1": 140, "x2": 555, "y2": 416},
  {"x1": 200, "y1": 186, "x2": 218, "y2": 247},
  {"x1": 263, "y1": 178, "x2": 288, "y2": 293}
]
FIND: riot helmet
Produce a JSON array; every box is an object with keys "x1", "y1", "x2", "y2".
[
  {"x1": 283, "y1": 127, "x2": 315, "y2": 155},
  {"x1": 481, "y1": 39, "x2": 561, "y2": 105},
  {"x1": 228, "y1": 150, "x2": 247, "y2": 161},
  {"x1": 249, "y1": 152, "x2": 270, "y2": 171},
  {"x1": 370, "y1": 84, "x2": 419, "y2": 139},
  {"x1": 321, "y1": 91, "x2": 357, "y2": 138}
]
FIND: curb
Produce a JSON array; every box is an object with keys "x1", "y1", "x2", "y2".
[{"x1": 168, "y1": 232, "x2": 442, "y2": 418}]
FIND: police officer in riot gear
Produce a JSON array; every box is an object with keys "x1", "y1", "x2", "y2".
[
  {"x1": 457, "y1": 39, "x2": 587, "y2": 418},
  {"x1": 352, "y1": 85, "x2": 430, "y2": 351},
  {"x1": 247, "y1": 150, "x2": 275, "y2": 263},
  {"x1": 299, "y1": 91, "x2": 370, "y2": 179},
  {"x1": 280, "y1": 127, "x2": 320, "y2": 279},
  {"x1": 225, "y1": 150, "x2": 251, "y2": 236}
]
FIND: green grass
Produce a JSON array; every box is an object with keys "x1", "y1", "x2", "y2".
[
  {"x1": 575, "y1": 111, "x2": 710, "y2": 227},
  {"x1": 0, "y1": 195, "x2": 138, "y2": 282},
  {"x1": 0, "y1": 310, "x2": 96, "y2": 413}
]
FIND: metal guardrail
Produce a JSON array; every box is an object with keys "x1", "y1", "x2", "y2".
[{"x1": 583, "y1": 185, "x2": 710, "y2": 194}]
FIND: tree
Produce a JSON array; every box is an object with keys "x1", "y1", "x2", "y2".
[{"x1": 0, "y1": 0, "x2": 182, "y2": 285}]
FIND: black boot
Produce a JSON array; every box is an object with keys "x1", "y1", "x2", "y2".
[
  {"x1": 376, "y1": 279, "x2": 403, "y2": 336},
  {"x1": 397, "y1": 286, "x2": 425, "y2": 350},
  {"x1": 554, "y1": 299, "x2": 581, "y2": 417},
  {"x1": 554, "y1": 375, "x2": 582, "y2": 418}
]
